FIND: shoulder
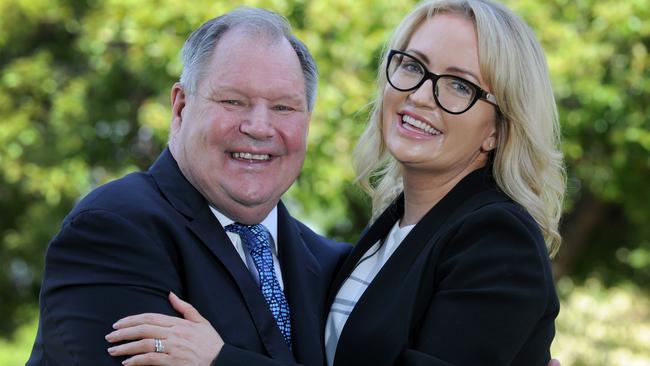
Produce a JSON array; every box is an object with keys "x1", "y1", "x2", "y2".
[
  {"x1": 438, "y1": 194, "x2": 549, "y2": 268},
  {"x1": 436, "y1": 194, "x2": 555, "y2": 290},
  {"x1": 293, "y1": 219, "x2": 352, "y2": 259},
  {"x1": 46, "y1": 171, "x2": 180, "y2": 276},
  {"x1": 450, "y1": 197, "x2": 546, "y2": 255},
  {"x1": 66, "y1": 171, "x2": 165, "y2": 224},
  {"x1": 437, "y1": 196, "x2": 555, "y2": 288}
]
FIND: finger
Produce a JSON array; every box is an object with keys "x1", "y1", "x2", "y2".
[
  {"x1": 548, "y1": 359, "x2": 561, "y2": 366},
  {"x1": 106, "y1": 324, "x2": 168, "y2": 343},
  {"x1": 108, "y1": 338, "x2": 161, "y2": 357},
  {"x1": 122, "y1": 352, "x2": 171, "y2": 366},
  {"x1": 169, "y1": 291, "x2": 207, "y2": 323},
  {"x1": 114, "y1": 312, "x2": 181, "y2": 329}
]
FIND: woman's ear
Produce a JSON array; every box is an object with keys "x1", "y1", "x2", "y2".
[{"x1": 481, "y1": 129, "x2": 498, "y2": 153}]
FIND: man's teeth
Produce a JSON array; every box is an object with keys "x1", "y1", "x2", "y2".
[
  {"x1": 402, "y1": 115, "x2": 441, "y2": 135},
  {"x1": 232, "y1": 152, "x2": 271, "y2": 161}
]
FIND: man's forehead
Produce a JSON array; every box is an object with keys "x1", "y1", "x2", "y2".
[
  {"x1": 198, "y1": 31, "x2": 305, "y2": 99},
  {"x1": 208, "y1": 32, "x2": 300, "y2": 71},
  {"x1": 206, "y1": 84, "x2": 306, "y2": 104}
]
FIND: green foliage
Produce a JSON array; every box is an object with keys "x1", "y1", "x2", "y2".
[
  {"x1": 1, "y1": 1, "x2": 649, "y2": 358},
  {"x1": 552, "y1": 278, "x2": 650, "y2": 365},
  {"x1": 507, "y1": 0, "x2": 650, "y2": 286},
  {"x1": 0, "y1": 311, "x2": 37, "y2": 366}
]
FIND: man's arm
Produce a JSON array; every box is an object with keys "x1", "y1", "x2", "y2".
[{"x1": 29, "y1": 209, "x2": 182, "y2": 366}]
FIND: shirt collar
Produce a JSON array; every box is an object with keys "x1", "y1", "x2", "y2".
[{"x1": 209, "y1": 206, "x2": 279, "y2": 251}]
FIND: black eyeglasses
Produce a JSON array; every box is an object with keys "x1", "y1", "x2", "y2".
[{"x1": 386, "y1": 49, "x2": 498, "y2": 115}]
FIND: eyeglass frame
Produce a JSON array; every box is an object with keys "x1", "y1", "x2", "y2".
[{"x1": 386, "y1": 49, "x2": 499, "y2": 115}]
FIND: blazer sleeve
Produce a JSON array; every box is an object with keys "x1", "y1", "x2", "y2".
[
  {"x1": 35, "y1": 209, "x2": 182, "y2": 366},
  {"x1": 400, "y1": 205, "x2": 556, "y2": 366}
]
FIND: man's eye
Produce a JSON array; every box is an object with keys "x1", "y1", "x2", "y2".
[
  {"x1": 273, "y1": 105, "x2": 295, "y2": 112},
  {"x1": 220, "y1": 100, "x2": 242, "y2": 106}
]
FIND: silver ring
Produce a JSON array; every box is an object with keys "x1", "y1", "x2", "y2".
[{"x1": 154, "y1": 338, "x2": 165, "y2": 353}]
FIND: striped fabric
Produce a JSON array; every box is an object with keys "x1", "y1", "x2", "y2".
[{"x1": 325, "y1": 221, "x2": 414, "y2": 366}]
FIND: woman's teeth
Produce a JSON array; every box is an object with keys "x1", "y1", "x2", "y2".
[{"x1": 402, "y1": 115, "x2": 441, "y2": 135}]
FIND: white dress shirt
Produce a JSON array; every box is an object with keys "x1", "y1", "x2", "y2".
[{"x1": 209, "y1": 206, "x2": 284, "y2": 289}]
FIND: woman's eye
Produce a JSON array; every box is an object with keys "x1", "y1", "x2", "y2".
[
  {"x1": 451, "y1": 80, "x2": 472, "y2": 95},
  {"x1": 401, "y1": 62, "x2": 423, "y2": 75}
]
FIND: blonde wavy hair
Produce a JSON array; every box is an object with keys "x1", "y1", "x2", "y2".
[{"x1": 353, "y1": 0, "x2": 566, "y2": 256}]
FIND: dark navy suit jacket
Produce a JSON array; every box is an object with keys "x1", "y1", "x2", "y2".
[
  {"x1": 27, "y1": 148, "x2": 350, "y2": 366},
  {"x1": 327, "y1": 168, "x2": 559, "y2": 366}
]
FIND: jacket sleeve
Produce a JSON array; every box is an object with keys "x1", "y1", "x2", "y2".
[
  {"x1": 32, "y1": 209, "x2": 182, "y2": 366},
  {"x1": 400, "y1": 205, "x2": 557, "y2": 366},
  {"x1": 212, "y1": 344, "x2": 303, "y2": 366}
]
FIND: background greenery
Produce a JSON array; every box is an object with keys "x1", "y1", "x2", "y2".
[{"x1": 0, "y1": 0, "x2": 648, "y2": 364}]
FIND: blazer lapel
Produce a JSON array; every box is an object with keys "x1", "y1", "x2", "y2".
[
  {"x1": 149, "y1": 148, "x2": 295, "y2": 362},
  {"x1": 276, "y1": 202, "x2": 323, "y2": 365},
  {"x1": 332, "y1": 168, "x2": 508, "y2": 365},
  {"x1": 326, "y1": 197, "x2": 402, "y2": 309},
  {"x1": 187, "y1": 206, "x2": 295, "y2": 362},
  {"x1": 328, "y1": 167, "x2": 505, "y2": 309}
]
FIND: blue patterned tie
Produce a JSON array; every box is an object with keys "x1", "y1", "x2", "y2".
[{"x1": 225, "y1": 223, "x2": 292, "y2": 348}]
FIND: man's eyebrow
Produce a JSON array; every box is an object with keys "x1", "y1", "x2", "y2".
[{"x1": 272, "y1": 93, "x2": 306, "y2": 103}]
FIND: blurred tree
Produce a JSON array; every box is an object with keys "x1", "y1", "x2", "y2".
[
  {"x1": 507, "y1": 0, "x2": 650, "y2": 287},
  {"x1": 0, "y1": 0, "x2": 648, "y2": 343}
]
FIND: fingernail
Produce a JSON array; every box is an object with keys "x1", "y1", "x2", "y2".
[
  {"x1": 105, "y1": 333, "x2": 113, "y2": 341},
  {"x1": 122, "y1": 358, "x2": 130, "y2": 365},
  {"x1": 107, "y1": 347, "x2": 115, "y2": 354},
  {"x1": 112, "y1": 321, "x2": 120, "y2": 329},
  {"x1": 170, "y1": 291, "x2": 177, "y2": 298}
]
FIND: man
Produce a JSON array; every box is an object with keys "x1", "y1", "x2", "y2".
[{"x1": 27, "y1": 7, "x2": 350, "y2": 366}]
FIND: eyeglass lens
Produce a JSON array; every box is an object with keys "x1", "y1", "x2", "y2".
[{"x1": 387, "y1": 52, "x2": 478, "y2": 113}]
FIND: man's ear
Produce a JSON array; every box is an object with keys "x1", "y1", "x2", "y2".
[{"x1": 170, "y1": 82, "x2": 187, "y2": 134}]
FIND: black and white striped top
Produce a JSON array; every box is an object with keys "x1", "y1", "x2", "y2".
[{"x1": 324, "y1": 220, "x2": 415, "y2": 366}]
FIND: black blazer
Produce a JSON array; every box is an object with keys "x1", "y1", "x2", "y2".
[
  {"x1": 27, "y1": 148, "x2": 351, "y2": 366},
  {"x1": 327, "y1": 168, "x2": 558, "y2": 366}
]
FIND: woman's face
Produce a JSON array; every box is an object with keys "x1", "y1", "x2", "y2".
[{"x1": 382, "y1": 13, "x2": 498, "y2": 181}]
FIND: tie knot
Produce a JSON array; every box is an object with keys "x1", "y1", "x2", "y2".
[{"x1": 225, "y1": 223, "x2": 270, "y2": 253}]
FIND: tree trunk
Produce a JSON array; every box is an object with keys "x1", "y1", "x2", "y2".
[{"x1": 554, "y1": 192, "x2": 611, "y2": 279}]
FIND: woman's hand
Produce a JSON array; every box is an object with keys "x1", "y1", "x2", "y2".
[{"x1": 106, "y1": 292, "x2": 224, "y2": 366}]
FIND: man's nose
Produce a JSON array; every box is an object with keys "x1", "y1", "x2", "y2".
[{"x1": 239, "y1": 104, "x2": 275, "y2": 139}]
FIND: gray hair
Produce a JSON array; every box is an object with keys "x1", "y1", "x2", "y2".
[{"x1": 179, "y1": 7, "x2": 318, "y2": 111}]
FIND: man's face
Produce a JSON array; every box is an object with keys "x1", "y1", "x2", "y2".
[{"x1": 169, "y1": 30, "x2": 310, "y2": 224}]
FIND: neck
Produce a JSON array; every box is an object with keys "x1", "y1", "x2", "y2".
[{"x1": 400, "y1": 164, "x2": 485, "y2": 226}]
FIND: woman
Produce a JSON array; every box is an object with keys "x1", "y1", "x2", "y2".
[
  {"x1": 107, "y1": 0, "x2": 564, "y2": 364},
  {"x1": 323, "y1": 0, "x2": 564, "y2": 363}
]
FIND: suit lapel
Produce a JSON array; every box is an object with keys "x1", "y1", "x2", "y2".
[
  {"x1": 326, "y1": 198, "x2": 402, "y2": 309},
  {"x1": 149, "y1": 148, "x2": 294, "y2": 362},
  {"x1": 276, "y1": 203, "x2": 323, "y2": 365},
  {"x1": 327, "y1": 167, "x2": 506, "y2": 310},
  {"x1": 187, "y1": 206, "x2": 295, "y2": 362},
  {"x1": 333, "y1": 168, "x2": 509, "y2": 362}
]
